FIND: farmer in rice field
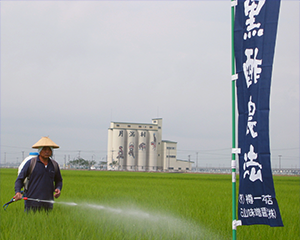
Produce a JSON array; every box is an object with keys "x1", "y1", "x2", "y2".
[{"x1": 14, "y1": 137, "x2": 63, "y2": 211}]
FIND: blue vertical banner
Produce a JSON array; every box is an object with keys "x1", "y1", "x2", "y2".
[{"x1": 234, "y1": 0, "x2": 283, "y2": 227}]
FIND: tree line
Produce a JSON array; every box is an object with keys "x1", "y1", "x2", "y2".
[{"x1": 67, "y1": 158, "x2": 106, "y2": 169}]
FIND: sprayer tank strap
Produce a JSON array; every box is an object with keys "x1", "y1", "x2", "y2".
[{"x1": 25, "y1": 157, "x2": 59, "y2": 191}]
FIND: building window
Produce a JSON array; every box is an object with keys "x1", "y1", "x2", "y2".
[
  {"x1": 128, "y1": 125, "x2": 131, "y2": 127},
  {"x1": 167, "y1": 147, "x2": 175, "y2": 150},
  {"x1": 116, "y1": 124, "x2": 120, "y2": 127},
  {"x1": 149, "y1": 126, "x2": 153, "y2": 129}
]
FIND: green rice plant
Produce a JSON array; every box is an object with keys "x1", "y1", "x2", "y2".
[
  {"x1": 235, "y1": 175, "x2": 300, "y2": 240},
  {"x1": 0, "y1": 169, "x2": 299, "y2": 240}
]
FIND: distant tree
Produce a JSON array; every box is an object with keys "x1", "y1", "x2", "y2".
[
  {"x1": 68, "y1": 158, "x2": 96, "y2": 169},
  {"x1": 97, "y1": 161, "x2": 107, "y2": 169},
  {"x1": 109, "y1": 160, "x2": 118, "y2": 169}
]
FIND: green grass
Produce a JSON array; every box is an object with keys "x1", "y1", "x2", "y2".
[{"x1": 0, "y1": 169, "x2": 299, "y2": 240}]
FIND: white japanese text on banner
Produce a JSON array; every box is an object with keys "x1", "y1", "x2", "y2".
[{"x1": 234, "y1": 0, "x2": 283, "y2": 227}]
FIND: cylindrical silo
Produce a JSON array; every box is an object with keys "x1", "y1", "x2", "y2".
[
  {"x1": 137, "y1": 130, "x2": 148, "y2": 171},
  {"x1": 112, "y1": 129, "x2": 126, "y2": 170},
  {"x1": 148, "y1": 130, "x2": 158, "y2": 171},
  {"x1": 126, "y1": 129, "x2": 137, "y2": 171}
]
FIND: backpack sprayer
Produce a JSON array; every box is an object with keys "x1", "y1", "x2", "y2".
[
  {"x1": 3, "y1": 139, "x2": 63, "y2": 211},
  {"x1": 2, "y1": 152, "x2": 61, "y2": 211}
]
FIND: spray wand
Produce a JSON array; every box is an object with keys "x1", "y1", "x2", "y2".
[
  {"x1": 22, "y1": 197, "x2": 55, "y2": 204},
  {"x1": 3, "y1": 196, "x2": 77, "y2": 210},
  {"x1": 22, "y1": 197, "x2": 77, "y2": 206}
]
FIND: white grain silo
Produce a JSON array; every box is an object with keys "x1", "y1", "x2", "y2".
[
  {"x1": 148, "y1": 130, "x2": 158, "y2": 171},
  {"x1": 126, "y1": 129, "x2": 137, "y2": 171},
  {"x1": 137, "y1": 129, "x2": 148, "y2": 171},
  {"x1": 112, "y1": 128, "x2": 126, "y2": 170}
]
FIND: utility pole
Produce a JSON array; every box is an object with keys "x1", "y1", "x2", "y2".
[
  {"x1": 278, "y1": 155, "x2": 282, "y2": 170},
  {"x1": 196, "y1": 152, "x2": 198, "y2": 171}
]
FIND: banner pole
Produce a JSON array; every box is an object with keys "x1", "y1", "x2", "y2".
[{"x1": 231, "y1": 1, "x2": 237, "y2": 240}]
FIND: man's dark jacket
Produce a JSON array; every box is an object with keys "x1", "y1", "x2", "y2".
[{"x1": 15, "y1": 156, "x2": 63, "y2": 209}]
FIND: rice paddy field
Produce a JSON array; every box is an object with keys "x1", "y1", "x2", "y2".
[{"x1": 0, "y1": 169, "x2": 299, "y2": 240}]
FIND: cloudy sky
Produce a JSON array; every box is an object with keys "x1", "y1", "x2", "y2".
[{"x1": 1, "y1": 0, "x2": 299, "y2": 169}]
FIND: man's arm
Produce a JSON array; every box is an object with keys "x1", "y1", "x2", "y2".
[
  {"x1": 14, "y1": 160, "x2": 30, "y2": 201},
  {"x1": 54, "y1": 162, "x2": 63, "y2": 198}
]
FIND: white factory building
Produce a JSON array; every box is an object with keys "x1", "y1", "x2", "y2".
[{"x1": 107, "y1": 118, "x2": 191, "y2": 171}]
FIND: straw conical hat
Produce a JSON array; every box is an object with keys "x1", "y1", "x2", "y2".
[{"x1": 32, "y1": 137, "x2": 59, "y2": 149}]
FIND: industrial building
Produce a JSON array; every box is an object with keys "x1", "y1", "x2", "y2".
[{"x1": 107, "y1": 118, "x2": 191, "y2": 171}]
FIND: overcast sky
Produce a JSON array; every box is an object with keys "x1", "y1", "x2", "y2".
[{"x1": 1, "y1": 0, "x2": 299, "y2": 169}]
